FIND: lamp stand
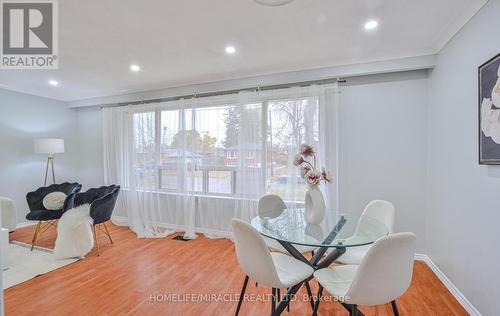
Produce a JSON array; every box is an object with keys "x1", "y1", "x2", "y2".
[{"x1": 44, "y1": 154, "x2": 56, "y2": 186}]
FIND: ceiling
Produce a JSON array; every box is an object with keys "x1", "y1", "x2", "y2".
[{"x1": 0, "y1": 0, "x2": 487, "y2": 102}]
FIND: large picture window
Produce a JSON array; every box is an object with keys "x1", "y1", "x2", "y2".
[
  {"x1": 103, "y1": 84, "x2": 337, "y2": 238},
  {"x1": 131, "y1": 97, "x2": 319, "y2": 201}
]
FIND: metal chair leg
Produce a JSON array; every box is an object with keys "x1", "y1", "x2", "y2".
[
  {"x1": 235, "y1": 275, "x2": 249, "y2": 316},
  {"x1": 391, "y1": 300, "x2": 400, "y2": 316},
  {"x1": 312, "y1": 284, "x2": 323, "y2": 316},
  {"x1": 102, "y1": 222, "x2": 114, "y2": 244},
  {"x1": 285, "y1": 287, "x2": 292, "y2": 312},
  {"x1": 271, "y1": 288, "x2": 276, "y2": 313},
  {"x1": 350, "y1": 305, "x2": 358, "y2": 316},
  {"x1": 93, "y1": 225, "x2": 100, "y2": 256},
  {"x1": 305, "y1": 280, "x2": 315, "y2": 310},
  {"x1": 31, "y1": 221, "x2": 42, "y2": 251}
]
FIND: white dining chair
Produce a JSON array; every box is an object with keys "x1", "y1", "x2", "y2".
[
  {"x1": 258, "y1": 194, "x2": 287, "y2": 218},
  {"x1": 258, "y1": 194, "x2": 317, "y2": 256},
  {"x1": 231, "y1": 218, "x2": 314, "y2": 315},
  {"x1": 337, "y1": 200, "x2": 395, "y2": 265},
  {"x1": 313, "y1": 232, "x2": 416, "y2": 316}
]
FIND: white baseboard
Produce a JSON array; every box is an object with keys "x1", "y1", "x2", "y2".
[{"x1": 415, "y1": 253, "x2": 481, "y2": 316}]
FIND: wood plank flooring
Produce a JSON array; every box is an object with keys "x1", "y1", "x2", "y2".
[{"x1": 5, "y1": 223, "x2": 468, "y2": 316}]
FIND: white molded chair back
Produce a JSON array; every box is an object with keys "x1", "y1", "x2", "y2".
[
  {"x1": 0, "y1": 197, "x2": 17, "y2": 232},
  {"x1": 258, "y1": 194, "x2": 286, "y2": 218},
  {"x1": 358, "y1": 200, "x2": 395, "y2": 233},
  {"x1": 231, "y1": 219, "x2": 281, "y2": 286},
  {"x1": 347, "y1": 232, "x2": 416, "y2": 306}
]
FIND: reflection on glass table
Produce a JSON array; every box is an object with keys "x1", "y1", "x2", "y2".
[{"x1": 251, "y1": 208, "x2": 388, "y2": 248}]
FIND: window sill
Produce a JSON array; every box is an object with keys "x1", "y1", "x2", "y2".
[{"x1": 119, "y1": 187, "x2": 304, "y2": 205}]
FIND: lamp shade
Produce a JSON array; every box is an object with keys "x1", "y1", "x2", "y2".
[{"x1": 34, "y1": 138, "x2": 65, "y2": 154}]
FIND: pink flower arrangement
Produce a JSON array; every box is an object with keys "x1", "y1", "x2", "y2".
[
  {"x1": 294, "y1": 144, "x2": 332, "y2": 186},
  {"x1": 306, "y1": 169, "x2": 321, "y2": 186},
  {"x1": 321, "y1": 168, "x2": 332, "y2": 183},
  {"x1": 293, "y1": 154, "x2": 304, "y2": 166},
  {"x1": 300, "y1": 144, "x2": 315, "y2": 157}
]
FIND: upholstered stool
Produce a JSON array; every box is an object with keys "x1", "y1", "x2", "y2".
[
  {"x1": 0, "y1": 197, "x2": 17, "y2": 232},
  {"x1": 1, "y1": 228, "x2": 9, "y2": 270}
]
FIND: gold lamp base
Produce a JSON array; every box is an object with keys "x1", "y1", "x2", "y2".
[{"x1": 44, "y1": 154, "x2": 56, "y2": 186}]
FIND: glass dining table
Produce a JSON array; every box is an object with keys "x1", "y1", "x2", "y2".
[{"x1": 251, "y1": 207, "x2": 389, "y2": 316}]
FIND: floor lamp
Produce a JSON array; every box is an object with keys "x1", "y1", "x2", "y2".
[{"x1": 34, "y1": 138, "x2": 65, "y2": 186}]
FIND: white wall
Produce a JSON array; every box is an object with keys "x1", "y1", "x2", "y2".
[
  {"x1": 338, "y1": 70, "x2": 428, "y2": 252},
  {"x1": 75, "y1": 107, "x2": 104, "y2": 189},
  {"x1": 427, "y1": 0, "x2": 500, "y2": 314},
  {"x1": 0, "y1": 89, "x2": 79, "y2": 222}
]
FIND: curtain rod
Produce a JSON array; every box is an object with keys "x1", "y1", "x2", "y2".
[{"x1": 100, "y1": 77, "x2": 346, "y2": 109}]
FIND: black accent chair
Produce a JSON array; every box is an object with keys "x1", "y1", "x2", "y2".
[
  {"x1": 26, "y1": 182, "x2": 82, "y2": 250},
  {"x1": 74, "y1": 185, "x2": 120, "y2": 256}
]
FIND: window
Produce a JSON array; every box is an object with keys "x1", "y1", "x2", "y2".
[
  {"x1": 267, "y1": 97, "x2": 319, "y2": 200},
  {"x1": 208, "y1": 170, "x2": 233, "y2": 194},
  {"x1": 131, "y1": 96, "x2": 319, "y2": 201},
  {"x1": 160, "y1": 109, "x2": 180, "y2": 190},
  {"x1": 133, "y1": 111, "x2": 156, "y2": 188}
]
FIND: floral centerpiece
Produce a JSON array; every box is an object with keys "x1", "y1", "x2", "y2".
[
  {"x1": 293, "y1": 144, "x2": 332, "y2": 224},
  {"x1": 293, "y1": 144, "x2": 332, "y2": 186}
]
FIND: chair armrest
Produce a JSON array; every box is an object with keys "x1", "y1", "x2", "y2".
[
  {"x1": 89, "y1": 188, "x2": 120, "y2": 224},
  {"x1": 62, "y1": 184, "x2": 82, "y2": 213},
  {"x1": 62, "y1": 192, "x2": 77, "y2": 213},
  {"x1": 26, "y1": 191, "x2": 42, "y2": 211}
]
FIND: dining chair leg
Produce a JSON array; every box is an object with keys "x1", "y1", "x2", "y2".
[
  {"x1": 391, "y1": 300, "x2": 400, "y2": 316},
  {"x1": 102, "y1": 222, "x2": 114, "y2": 244},
  {"x1": 276, "y1": 288, "x2": 288, "y2": 311},
  {"x1": 350, "y1": 304, "x2": 358, "y2": 316},
  {"x1": 312, "y1": 284, "x2": 323, "y2": 316},
  {"x1": 31, "y1": 221, "x2": 42, "y2": 251},
  {"x1": 92, "y1": 225, "x2": 100, "y2": 256},
  {"x1": 287, "y1": 288, "x2": 290, "y2": 312},
  {"x1": 271, "y1": 288, "x2": 276, "y2": 313},
  {"x1": 235, "y1": 275, "x2": 249, "y2": 316},
  {"x1": 304, "y1": 280, "x2": 315, "y2": 310}
]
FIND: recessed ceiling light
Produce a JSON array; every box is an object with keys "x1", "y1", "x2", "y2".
[
  {"x1": 254, "y1": 0, "x2": 294, "y2": 6},
  {"x1": 48, "y1": 80, "x2": 59, "y2": 86},
  {"x1": 225, "y1": 46, "x2": 236, "y2": 55},
  {"x1": 130, "y1": 64, "x2": 141, "y2": 72},
  {"x1": 364, "y1": 20, "x2": 378, "y2": 31}
]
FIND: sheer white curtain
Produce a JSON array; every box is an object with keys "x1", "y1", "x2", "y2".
[{"x1": 102, "y1": 83, "x2": 339, "y2": 239}]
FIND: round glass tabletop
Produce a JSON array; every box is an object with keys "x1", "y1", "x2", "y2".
[{"x1": 251, "y1": 208, "x2": 388, "y2": 248}]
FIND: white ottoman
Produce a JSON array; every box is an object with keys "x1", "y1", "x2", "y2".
[
  {"x1": 0, "y1": 228, "x2": 8, "y2": 270},
  {"x1": 0, "y1": 197, "x2": 17, "y2": 232}
]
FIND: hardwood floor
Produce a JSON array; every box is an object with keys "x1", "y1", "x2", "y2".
[{"x1": 6, "y1": 223, "x2": 468, "y2": 316}]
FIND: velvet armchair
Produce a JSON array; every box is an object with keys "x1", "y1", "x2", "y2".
[
  {"x1": 74, "y1": 185, "x2": 120, "y2": 255},
  {"x1": 26, "y1": 182, "x2": 82, "y2": 250}
]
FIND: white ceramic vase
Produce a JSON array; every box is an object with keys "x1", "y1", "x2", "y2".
[{"x1": 304, "y1": 185, "x2": 326, "y2": 224}]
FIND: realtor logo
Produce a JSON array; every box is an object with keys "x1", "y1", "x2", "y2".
[{"x1": 1, "y1": 0, "x2": 58, "y2": 69}]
